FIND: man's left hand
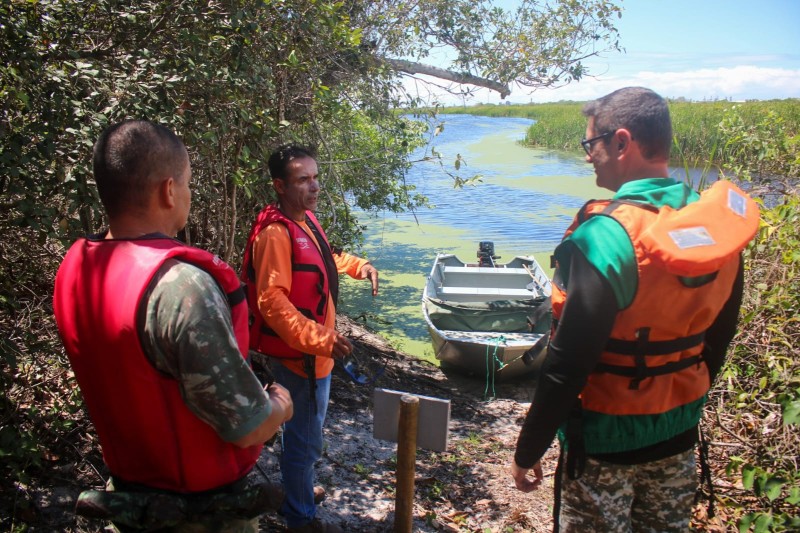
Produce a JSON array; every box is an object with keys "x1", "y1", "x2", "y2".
[
  {"x1": 510, "y1": 460, "x2": 543, "y2": 493},
  {"x1": 361, "y1": 263, "x2": 379, "y2": 296}
]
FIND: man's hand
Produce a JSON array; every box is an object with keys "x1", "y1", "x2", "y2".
[
  {"x1": 510, "y1": 460, "x2": 543, "y2": 493},
  {"x1": 233, "y1": 382, "x2": 293, "y2": 448},
  {"x1": 360, "y1": 263, "x2": 379, "y2": 296},
  {"x1": 266, "y1": 382, "x2": 294, "y2": 424},
  {"x1": 331, "y1": 332, "x2": 353, "y2": 360}
]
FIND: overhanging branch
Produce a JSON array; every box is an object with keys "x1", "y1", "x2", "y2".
[{"x1": 385, "y1": 58, "x2": 511, "y2": 99}]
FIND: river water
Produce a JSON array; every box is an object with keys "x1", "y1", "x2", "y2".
[{"x1": 337, "y1": 114, "x2": 705, "y2": 361}]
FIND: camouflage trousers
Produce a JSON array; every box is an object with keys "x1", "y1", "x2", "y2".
[
  {"x1": 82, "y1": 476, "x2": 279, "y2": 533},
  {"x1": 105, "y1": 516, "x2": 258, "y2": 533},
  {"x1": 559, "y1": 448, "x2": 696, "y2": 533}
]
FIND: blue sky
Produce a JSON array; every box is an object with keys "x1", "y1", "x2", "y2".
[{"x1": 413, "y1": 0, "x2": 800, "y2": 104}]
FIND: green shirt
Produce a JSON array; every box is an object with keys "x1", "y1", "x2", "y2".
[
  {"x1": 140, "y1": 260, "x2": 272, "y2": 442},
  {"x1": 554, "y1": 177, "x2": 700, "y2": 309}
]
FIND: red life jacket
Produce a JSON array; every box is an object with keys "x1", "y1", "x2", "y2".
[
  {"x1": 54, "y1": 235, "x2": 261, "y2": 492},
  {"x1": 241, "y1": 205, "x2": 337, "y2": 358},
  {"x1": 552, "y1": 180, "x2": 759, "y2": 417}
]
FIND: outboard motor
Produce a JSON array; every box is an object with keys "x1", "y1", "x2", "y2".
[{"x1": 477, "y1": 241, "x2": 500, "y2": 267}]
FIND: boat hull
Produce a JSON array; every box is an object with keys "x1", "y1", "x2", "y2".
[
  {"x1": 426, "y1": 325, "x2": 547, "y2": 381},
  {"x1": 422, "y1": 252, "x2": 552, "y2": 382}
]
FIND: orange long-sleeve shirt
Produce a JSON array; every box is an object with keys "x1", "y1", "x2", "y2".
[{"x1": 252, "y1": 219, "x2": 369, "y2": 378}]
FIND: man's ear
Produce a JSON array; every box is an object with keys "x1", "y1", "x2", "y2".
[
  {"x1": 161, "y1": 177, "x2": 177, "y2": 208},
  {"x1": 272, "y1": 178, "x2": 285, "y2": 195},
  {"x1": 615, "y1": 129, "x2": 633, "y2": 154}
]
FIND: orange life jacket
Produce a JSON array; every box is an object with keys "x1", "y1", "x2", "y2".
[{"x1": 552, "y1": 180, "x2": 759, "y2": 417}]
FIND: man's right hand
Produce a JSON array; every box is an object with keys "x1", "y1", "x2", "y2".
[
  {"x1": 233, "y1": 382, "x2": 293, "y2": 448},
  {"x1": 266, "y1": 382, "x2": 293, "y2": 424},
  {"x1": 331, "y1": 333, "x2": 353, "y2": 360}
]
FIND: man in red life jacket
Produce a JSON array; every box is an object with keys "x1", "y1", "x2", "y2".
[
  {"x1": 53, "y1": 120, "x2": 294, "y2": 532},
  {"x1": 241, "y1": 144, "x2": 379, "y2": 533},
  {"x1": 510, "y1": 88, "x2": 755, "y2": 531}
]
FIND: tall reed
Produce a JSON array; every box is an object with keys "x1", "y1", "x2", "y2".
[{"x1": 437, "y1": 99, "x2": 800, "y2": 174}]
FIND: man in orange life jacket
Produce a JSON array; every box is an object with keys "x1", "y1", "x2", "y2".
[
  {"x1": 241, "y1": 144, "x2": 379, "y2": 533},
  {"x1": 510, "y1": 88, "x2": 752, "y2": 531},
  {"x1": 53, "y1": 120, "x2": 293, "y2": 532}
]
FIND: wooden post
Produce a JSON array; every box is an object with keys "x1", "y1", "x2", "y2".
[{"x1": 394, "y1": 394, "x2": 419, "y2": 533}]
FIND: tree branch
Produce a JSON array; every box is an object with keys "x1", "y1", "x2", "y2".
[{"x1": 384, "y1": 58, "x2": 510, "y2": 99}]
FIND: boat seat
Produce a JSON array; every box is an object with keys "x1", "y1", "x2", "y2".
[
  {"x1": 442, "y1": 266, "x2": 530, "y2": 275},
  {"x1": 438, "y1": 287, "x2": 534, "y2": 298}
]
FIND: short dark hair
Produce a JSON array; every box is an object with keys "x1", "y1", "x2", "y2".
[
  {"x1": 267, "y1": 144, "x2": 317, "y2": 181},
  {"x1": 93, "y1": 120, "x2": 187, "y2": 218},
  {"x1": 582, "y1": 87, "x2": 672, "y2": 161}
]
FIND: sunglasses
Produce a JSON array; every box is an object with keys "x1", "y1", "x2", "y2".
[{"x1": 580, "y1": 130, "x2": 617, "y2": 156}]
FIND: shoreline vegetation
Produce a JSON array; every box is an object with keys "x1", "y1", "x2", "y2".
[{"x1": 428, "y1": 99, "x2": 800, "y2": 184}]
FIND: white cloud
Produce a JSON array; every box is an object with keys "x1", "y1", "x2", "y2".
[{"x1": 405, "y1": 66, "x2": 800, "y2": 106}]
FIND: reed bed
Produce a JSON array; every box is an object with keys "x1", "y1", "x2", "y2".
[{"x1": 438, "y1": 99, "x2": 800, "y2": 173}]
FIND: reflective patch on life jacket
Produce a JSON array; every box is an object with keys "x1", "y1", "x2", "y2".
[
  {"x1": 728, "y1": 187, "x2": 748, "y2": 217},
  {"x1": 668, "y1": 226, "x2": 716, "y2": 249}
]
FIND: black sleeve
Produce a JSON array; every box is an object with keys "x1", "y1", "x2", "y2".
[
  {"x1": 514, "y1": 246, "x2": 618, "y2": 468},
  {"x1": 703, "y1": 255, "x2": 745, "y2": 382}
]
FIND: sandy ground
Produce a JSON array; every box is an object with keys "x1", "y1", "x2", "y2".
[{"x1": 256, "y1": 316, "x2": 559, "y2": 532}]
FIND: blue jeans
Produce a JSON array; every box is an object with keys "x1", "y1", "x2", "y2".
[{"x1": 272, "y1": 362, "x2": 331, "y2": 528}]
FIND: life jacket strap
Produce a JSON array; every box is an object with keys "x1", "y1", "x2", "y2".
[
  {"x1": 259, "y1": 308, "x2": 315, "y2": 347},
  {"x1": 302, "y1": 354, "x2": 318, "y2": 416},
  {"x1": 553, "y1": 444, "x2": 565, "y2": 533},
  {"x1": 226, "y1": 285, "x2": 246, "y2": 307},
  {"x1": 565, "y1": 402, "x2": 586, "y2": 480},
  {"x1": 293, "y1": 263, "x2": 327, "y2": 316},
  {"x1": 600, "y1": 328, "x2": 706, "y2": 389},
  {"x1": 604, "y1": 330, "x2": 706, "y2": 356},
  {"x1": 595, "y1": 354, "x2": 704, "y2": 380},
  {"x1": 695, "y1": 427, "x2": 716, "y2": 519}
]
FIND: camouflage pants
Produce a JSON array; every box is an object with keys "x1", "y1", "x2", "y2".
[
  {"x1": 106, "y1": 517, "x2": 258, "y2": 533},
  {"x1": 559, "y1": 449, "x2": 696, "y2": 533},
  {"x1": 93, "y1": 477, "x2": 266, "y2": 533}
]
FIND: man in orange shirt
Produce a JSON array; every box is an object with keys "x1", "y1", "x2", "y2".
[{"x1": 241, "y1": 144, "x2": 379, "y2": 533}]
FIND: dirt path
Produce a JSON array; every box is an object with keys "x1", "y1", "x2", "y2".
[{"x1": 254, "y1": 316, "x2": 558, "y2": 532}]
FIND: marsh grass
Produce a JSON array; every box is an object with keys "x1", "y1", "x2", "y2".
[{"x1": 437, "y1": 99, "x2": 800, "y2": 179}]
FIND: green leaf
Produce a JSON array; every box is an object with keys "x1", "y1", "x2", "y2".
[
  {"x1": 738, "y1": 513, "x2": 755, "y2": 533},
  {"x1": 754, "y1": 472, "x2": 769, "y2": 496},
  {"x1": 753, "y1": 512, "x2": 772, "y2": 533},
  {"x1": 782, "y1": 399, "x2": 800, "y2": 426},
  {"x1": 742, "y1": 464, "x2": 756, "y2": 490},
  {"x1": 764, "y1": 477, "x2": 784, "y2": 502},
  {"x1": 787, "y1": 486, "x2": 800, "y2": 505}
]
